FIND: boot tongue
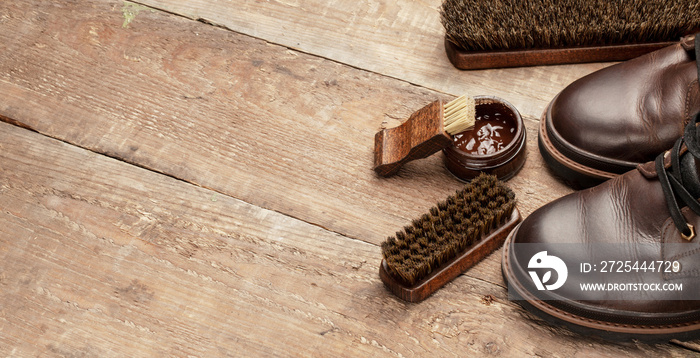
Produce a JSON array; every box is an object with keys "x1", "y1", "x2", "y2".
[{"x1": 680, "y1": 153, "x2": 700, "y2": 198}]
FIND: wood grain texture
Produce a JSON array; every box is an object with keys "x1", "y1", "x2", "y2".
[
  {"x1": 373, "y1": 100, "x2": 451, "y2": 177},
  {"x1": 0, "y1": 120, "x2": 690, "y2": 357},
  {"x1": 2, "y1": 0, "x2": 697, "y2": 355},
  {"x1": 132, "y1": 0, "x2": 612, "y2": 118},
  {"x1": 0, "y1": 0, "x2": 573, "y2": 248}
]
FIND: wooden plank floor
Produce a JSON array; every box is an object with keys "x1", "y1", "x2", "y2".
[{"x1": 0, "y1": 0, "x2": 697, "y2": 356}]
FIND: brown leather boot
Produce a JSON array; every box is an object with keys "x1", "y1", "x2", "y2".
[
  {"x1": 539, "y1": 34, "x2": 700, "y2": 188},
  {"x1": 504, "y1": 114, "x2": 700, "y2": 341}
]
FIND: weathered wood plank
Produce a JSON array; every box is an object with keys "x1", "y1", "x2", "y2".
[
  {"x1": 0, "y1": 0, "x2": 573, "y2": 251},
  {"x1": 132, "y1": 0, "x2": 611, "y2": 118},
  {"x1": 0, "y1": 121, "x2": 688, "y2": 357},
  {"x1": 2, "y1": 1, "x2": 700, "y2": 354}
]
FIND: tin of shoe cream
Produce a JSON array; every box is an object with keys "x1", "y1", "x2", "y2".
[{"x1": 443, "y1": 96, "x2": 526, "y2": 181}]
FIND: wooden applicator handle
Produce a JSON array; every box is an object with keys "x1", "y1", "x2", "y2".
[{"x1": 374, "y1": 100, "x2": 452, "y2": 176}]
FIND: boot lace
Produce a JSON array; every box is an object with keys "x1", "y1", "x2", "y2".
[
  {"x1": 656, "y1": 113, "x2": 700, "y2": 239},
  {"x1": 655, "y1": 34, "x2": 700, "y2": 240}
]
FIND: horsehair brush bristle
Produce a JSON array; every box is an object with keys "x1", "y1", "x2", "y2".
[
  {"x1": 440, "y1": 0, "x2": 700, "y2": 51},
  {"x1": 444, "y1": 95, "x2": 475, "y2": 135},
  {"x1": 380, "y1": 173, "x2": 516, "y2": 286}
]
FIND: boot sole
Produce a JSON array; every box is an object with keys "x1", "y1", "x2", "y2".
[{"x1": 501, "y1": 225, "x2": 700, "y2": 342}]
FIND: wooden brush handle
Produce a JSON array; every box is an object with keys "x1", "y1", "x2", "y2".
[
  {"x1": 373, "y1": 100, "x2": 452, "y2": 176},
  {"x1": 445, "y1": 38, "x2": 674, "y2": 70}
]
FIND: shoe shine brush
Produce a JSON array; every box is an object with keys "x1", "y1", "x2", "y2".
[
  {"x1": 441, "y1": 0, "x2": 700, "y2": 69},
  {"x1": 379, "y1": 174, "x2": 521, "y2": 302},
  {"x1": 373, "y1": 95, "x2": 475, "y2": 176}
]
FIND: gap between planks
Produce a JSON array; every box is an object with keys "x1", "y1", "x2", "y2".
[
  {"x1": 0, "y1": 112, "x2": 366, "y2": 249},
  {"x1": 125, "y1": 0, "x2": 461, "y2": 101}
]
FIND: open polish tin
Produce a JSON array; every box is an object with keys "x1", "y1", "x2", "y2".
[{"x1": 443, "y1": 96, "x2": 526, "y2": 181}]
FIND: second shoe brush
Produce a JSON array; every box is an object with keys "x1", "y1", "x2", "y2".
[
  {"x1": 441, "y1": 0, "x2": 700, "y2": 69},
  {"x1": 379, "y1": 174, "x2": 520, "y2": 302}
]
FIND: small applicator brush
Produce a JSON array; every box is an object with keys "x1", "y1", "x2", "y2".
[
  {"x1": 379, "y1": 174, "x2": 521, "y2": 302},
  {"x1": 374, "y1": 95, "x2": 475, "y2": 176},
  {"x1": 443, "y1": 95, "x2": 475, "y2": 134}
]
